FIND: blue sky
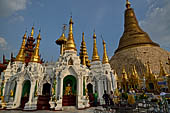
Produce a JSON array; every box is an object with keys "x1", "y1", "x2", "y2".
[{"x1": 0, "y1": 0, "x2": 170, "y2": 62}]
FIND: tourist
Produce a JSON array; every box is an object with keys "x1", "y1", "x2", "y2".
[
  {"x1": 109, "y1": 91, "x2": 114, "y2": 105},
  {"x1": 94, "y1": 91, "x2": 98, "y2": 107},
  {"x1": 102, "y1": 90, "x2": 109, "y2": 105}
]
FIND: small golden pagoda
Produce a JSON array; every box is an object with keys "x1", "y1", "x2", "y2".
[
  {"x1": 102, "y1": 40, "x2": 109, "y2": 64},
  {"x1": 92, "y1": 32, "x2": 100, "y2": 61},
  {"x1": 121, "y1": 66, "x2": 129, "y2": 91},
  {"x1": 65, "y1": 17, "x2": 77, "y2": 51},
  {"x1": 30, "y1": 30, "x2": 41, "y2": 63},
  {"x1": 15, "y1": 31, "x2": 27, "y2": 62},
  {"x1": 145, "y1": 62, "x2": 159, "y2": 92},
  {"x1": 79, "y1": 32, "x2": 90, "y2": 67},
  {"x1": 56, "y1": 25, "x2": 67, "y2": 55}
]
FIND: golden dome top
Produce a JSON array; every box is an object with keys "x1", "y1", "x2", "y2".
[
  {"x1": 56, "y1": 33, "x2": 67, "y2": 45},
  {"x1": 92, "y1": 32, "x2": 100, "y2": 61},
  {"x1": 115, "y1": 2, "x2": 159, "y2": 53},
  {"x1": 65, "y1": 17, "x2": 77, "y2": 51},
  {"x1": 102, "y1": 40, "x2": 109, "y2": 64},
  {"x1": 15, "y1": 31, "x2": 27, "y2": 62}
]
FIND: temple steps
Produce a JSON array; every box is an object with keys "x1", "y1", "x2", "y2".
[
  {"x1": 62, "y1": 95, "x2": 76, "y2": 106},
  {"x1": 37, "y1": 95, "x2": 50, "y2": 110}
]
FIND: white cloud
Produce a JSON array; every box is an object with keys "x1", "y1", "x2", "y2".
[
  {"x1": 0, "y1": 37, "x2": 8, "y2": 50},
  {"x1": 8, "y1": 14, "x2": 24, "y2": 23},
  {"x1": 0, "y1": 0, "x2": 28, "y2": 17},
  {"x1": 140, "y1": 0, "x2": 170, "y2": 49}
]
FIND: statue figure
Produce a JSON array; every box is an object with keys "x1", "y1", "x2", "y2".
[
  {"x1": 10, "y1": 90, "x2": 13, "y2": 97},
  {"x1": 64, "y1": 83, "x2": 72, "y2": 95},
  {"x1": 52, "y1": 87, "x2": 55, "y2": 96},
  {"x1": 85, "y1": 88, "x2": 89, "y2": 99}
]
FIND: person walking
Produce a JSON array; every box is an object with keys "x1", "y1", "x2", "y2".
[
  {"x1": 94, "y1": 91, "x2": 98, "y2": 107},
  {"x1": 109, "y1": 91, "x2": 114, "y2": 105},
  {"x1": 103, "y1": 90, "x2": 109, "y2": 105}
]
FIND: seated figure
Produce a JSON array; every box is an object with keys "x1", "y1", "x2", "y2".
[{"x1": 64, "y1": 84, "x2": 72, "y2": 95}]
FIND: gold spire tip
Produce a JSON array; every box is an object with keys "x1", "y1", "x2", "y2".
[
  {"x1": 93, "y1": 31, "x2": 96, "y2": 38},
  {"x1": 126, "y1": 0, "x2": 131, "y2": 9},
  {"x1": 31, "y1": 26, "x2": 34, "y2": 37}
]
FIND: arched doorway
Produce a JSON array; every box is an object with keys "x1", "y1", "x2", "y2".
[
  {"x1": 62, "y1": 75, "x2": 77, "y2": 106},
  {"x1": 37, "y1": 83, "x2": 51, "y2": 110},
  {"x1": 42, "y1": 83, "x2": 51, "y2": 96},
  {"x1": 20, "y1": 80, "x2": 31, "y2": 108},
  {"x1": 87, "y1": 83, "x2": 94, "y2": 106}
]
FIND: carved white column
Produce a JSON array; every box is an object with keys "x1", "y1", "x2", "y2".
[
  {"x1": 97, "y1": 80, "x2": 102, "y2": 99},
  {"x1": 28, "y1": 81, "x2": 35, "y2": 104},
  {"x1": 77, "y1": 76, "x2": 81, "y2": 96},
  {"x1": 59, "y1": 77, "x2": 63, "y2": 98},
  {"x1": 2, "y1": 80, "x2": 7, "y2": 97},
  {"x1": 13, "y1": 80, "x2": 22, "y2": 107},
  {"x1": 55, "y1": 77, "x2": 58, "y2": 99}
]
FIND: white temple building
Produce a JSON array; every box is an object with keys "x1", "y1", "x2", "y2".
[{"x1": 0, "y1": 17, "x2": 117, "y2": 110}]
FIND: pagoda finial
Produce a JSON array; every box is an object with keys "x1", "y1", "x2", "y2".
[
  {"x1": 65, "y1": 16, "x2": 77, "y2": 51},
  {"x1": 15, "y1": 31, "x2": 27, "y2": 62},
  {"x1": 31, "y1": 26, "x2": 34, "y2": 37},
  {"x1": 102, "y1": 39, "x2": 109, "y2": 64},
  {"x1": 126, "y1": 0, "x2": 131, "y2": 9},
  {"x1": 30, "y1": 30, "x2": 41, "y2": 63},
  {"x1": 92, "y1": 31, "x2": 100, "y2": 61}
]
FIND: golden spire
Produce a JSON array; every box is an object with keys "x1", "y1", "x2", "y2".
[
  {"x1": 30, "y1": 30, "x2": 41, "y2": 63},
  {"x1": 56, "y1": 25, "x2": 67, "y2": 55},
  {"x1": 115, "y1": 1, "x2": 159, "y2": 53},
  {"x1": 92, "y1": 31, "x2": 100, "y2": 61},
  {"x1": 145, "y1": 62, "x2": 153, "y2": 78},
  {"x1": 126, "y1": 0, "x2": 131, "y2": 9},
  {"x1": 15, "y1": 31, "x2": 27, "y2": 62},
  {"x1": 133, "y1": 65, "x2": 139, "y2": 79},
  {"x1": 65, "y1": 17, "x2": 77, "y2": 51},
  {"x1": 159, "y1": 60, "x2": 167, "y2": 76},
  {"x1": 79, "y1": 32, "x2": 90, "y2": 66},
  {"x1": 82, "y1": 56, "x2": 86, "y2": 66},
  {"x1": 102, "y1": 40, "x2": 109, "y2": 64},
  {"x1": 31, "y1": 26, "x2": 34, "y2": 37}
]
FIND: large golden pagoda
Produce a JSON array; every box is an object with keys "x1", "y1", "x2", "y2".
[{"x1": 115, "y1": 0, "x2": 159, "y2": 53}]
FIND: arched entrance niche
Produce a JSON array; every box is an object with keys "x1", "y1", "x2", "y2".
[
  {"x1": 62, "y1": 75, "x2": 77, "y2": 106},
  {"x1": 20, "y1": 80, "x2": 31, "y2": 108},
  {"x1": 42, "y1": 83, "x2": 51, "y2": 96},
  {"x1": 87, "y1": 83, "x2": 94, "y2": 106},
  {"x1": 37, "y1": 82, "x2": 51, "y2": 110},
  {"x1": 87, "y1": 83, "x2": 93, "y2": 94}
]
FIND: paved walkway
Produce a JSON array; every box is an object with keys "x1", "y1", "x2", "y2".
[{"x1": 0, "y1": 107, "x2": 96, "y2": 113}]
